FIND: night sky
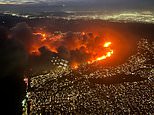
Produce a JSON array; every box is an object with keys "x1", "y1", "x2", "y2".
[
  {"x1": 0, "y1": 0, "x2": 154, "y2": 5},
  {"x1": 0, "y1": 0, "x2": 154, "y2": 12}
]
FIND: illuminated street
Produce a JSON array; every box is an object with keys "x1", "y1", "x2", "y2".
[
  {"x1": 29, "y1": 39, "x2": 154, "y2": 114},
  {"x1": 0, "y1": 1, "x2": 154, "y2": 114}
]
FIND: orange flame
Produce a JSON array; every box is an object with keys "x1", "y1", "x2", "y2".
[
  {"x1": 96, "y1": 55, "x2": 106, "y2": 61},
  {"x1": 30, "y1": 32, "x2": 59, "y2": 55},
  {"x1": 89, "y1": 42, "x2": 113, "y2": 63},
  {"x1": 31, "y1": 31, "x2": 114, "y2": 66},
  {"x1": 104, "y1": 42, "x2": 111, "y2": 47},
  {"x1": 33, "y1": 32, "x2": 47, "y2": 42},
  {"x1": 71, "y1": 63, "x2": 79, "y2": 69}
]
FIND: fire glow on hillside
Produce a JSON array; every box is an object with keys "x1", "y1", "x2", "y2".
[{"x1": 30, "y1": 31, "x2": 114, "y2": 67}]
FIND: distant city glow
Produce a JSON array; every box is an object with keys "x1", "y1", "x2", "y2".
[
  {"x1": 0, "y1": 0, "x2": 75, "y2": 4},
  {"x1": 3, "y1": 11, "x2": 154, "y2": 24}
]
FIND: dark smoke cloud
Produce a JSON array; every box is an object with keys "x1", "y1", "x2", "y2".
[
  {"x1": 51, "y1": 31, "x2": 107, "y2": 65},
  {"x1": 57, "y1": 46, "x2": 71, "y2": 60},
  {"x1": 11, "y1": 22, "x2": 33, "y2": 52},
  {"x1": 0, "y1": 26, "x2": 8, "y2": 40},
  {"x1": 0, "y1": 24, "x2": 28, "y2": 114},
  {"x1": 0, "y1": 25, "x2": 28, "y2": 77},
  {"x1": 38, "y1": 31, "x2": 107, "y2": 66},
  {"x1": 70, "y1": 48, "x2": 90, "y2": 64},
  {"x1": 0, "y1": 22, "x2": 107, "y2": 71},
  {"x1": 60, "y1": 31, "x2": 83, "y2": 50},
  {"x1": 53, "y1": 32, "x2": 88, "y2": 63}
]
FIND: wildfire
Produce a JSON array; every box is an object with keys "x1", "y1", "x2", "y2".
[
  {"x1": 73, "y1": 65, "x2": 78, "y2": 69},
  {"x1": 104, "y1": 42, "x2": 111, "y2": 47},
  {"x1": 96, "y1": 55, "x2": 106, "y2": 61},
  {"x1": 33, "y1": 32, "x2": 47, "y2": 41},
  {"x1": 31, "y1": 31, "x2": 114, "y2": 68},
  {"x1": 71, "y1": 62, "x2": 79, "y2": 69},
  {"x1": 30, "y1": 32, "x2": 58, "y2": 55},
  {"x1": 89, "y1": 42, "x2": 113, "y2": 63}
]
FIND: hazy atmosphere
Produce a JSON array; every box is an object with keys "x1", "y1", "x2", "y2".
[{"x1": 0, "y1": 0, "x2": 153, "y2": 115}]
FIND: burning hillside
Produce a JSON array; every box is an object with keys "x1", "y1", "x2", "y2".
[{"x1": 30, "y1": 31, "x2": 114, "y2": 68}]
